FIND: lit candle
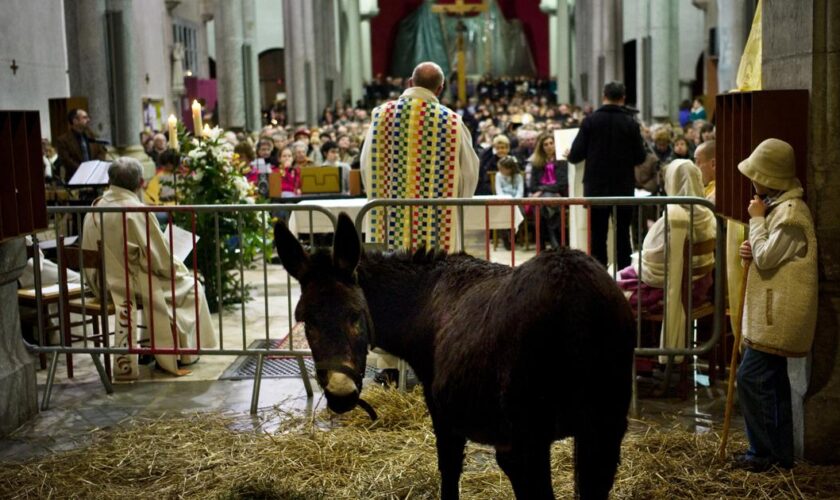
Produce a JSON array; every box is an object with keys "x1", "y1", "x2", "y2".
[
  {"x1": 191, "y1": 100, "x2": 203, "y2": 135},
  {"x1": 202, "y1": 123, "x2": 211, "y2": 138},
  {"x1": 167, "y1": 114, "x2": 179, "y2": 150}
]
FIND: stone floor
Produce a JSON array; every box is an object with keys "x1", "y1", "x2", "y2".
[{"x1": 1, "y1": 236, "x2": 740, "y2": 461}]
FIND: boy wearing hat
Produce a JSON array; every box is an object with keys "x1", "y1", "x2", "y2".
[{"x1": 735, "y1": 138, "x2": 818, "y2": 472}]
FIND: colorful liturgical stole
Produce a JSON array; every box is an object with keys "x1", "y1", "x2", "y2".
[{"x1": 368, "y1": 97, "x2": 460, "y2": 252}]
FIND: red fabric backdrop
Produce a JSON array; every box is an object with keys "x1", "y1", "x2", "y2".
[{"x1": 370, "y1": 0, "x2": 548, "y2": 78}]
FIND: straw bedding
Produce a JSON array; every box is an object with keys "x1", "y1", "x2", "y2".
[{"x1": 1, "y1": 386, "x2": 838, "y2": 499}]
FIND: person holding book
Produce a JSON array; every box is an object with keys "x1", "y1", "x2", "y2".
[{"x1": 81, "y1": 157, "x2": 217, "y2": 380}]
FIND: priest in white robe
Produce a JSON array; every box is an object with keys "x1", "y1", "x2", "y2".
[{"x1": 82, "y1": 157, "x2": 217, "y2": 380}]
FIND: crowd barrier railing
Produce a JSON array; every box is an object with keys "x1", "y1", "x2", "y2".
[{"x1": 25, "y1": 196, "x2": 725, "y2": 418}]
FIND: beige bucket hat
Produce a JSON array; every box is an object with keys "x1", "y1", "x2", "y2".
[{"x1": 738, "y1": 138, "x2": 800, "y2": 191}]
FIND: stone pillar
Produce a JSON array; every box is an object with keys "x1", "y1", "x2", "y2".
[
  {"x1": 107, "y1": 0, "x2": 143, "y2": 154},
  {"x1": 360, "y1": 0, "x2": 379, "y2": 87},
  {"x1": 602, "y1": 0, "x2": 623, "y2": 85},
  {"x1": 215, "y1": 0, "x2": 246, "y2": 129},
  {"x1": 716, "y1": 0, "x2": 751, "y2": 92},
  {"x1": 242, "y1": 0, "x2": 261, "y2": 130},
  {"x1": 0, "y1": 238, "x2": 37, "y2": 437},
  {"x1": 316, "y1": 0, "x2": 341, "y2": 110},
  {"x1": 762, "y1": 0, "x2": 840, "y2": 464},
  {"x1": 341, "y1": 0, "x2": 364, "y2": 107},
  {"x1": 573, "y1": 0, "x2": 594, "y2": 104},
  {"x1": 541, "y1": 0, "x2": 571, "y2": 103},
  {"x1": 284, "y1": 0, "x2": 318, "y2": 125},
  {"x1": 650, "y1": 0, "x2": 678, "y2": 120},
  {"x1": 64, "y1": 0, "x2": 113, "y2": 142}
]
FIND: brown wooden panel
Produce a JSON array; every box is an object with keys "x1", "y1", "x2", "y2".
[
  {"x1": 26, "y1": 111, "x2": 48, "y2": 231},
  {"x1": 11, "y1": 112, "x2": 34, "y2": 233},
  {"x1": 0, "y1": 113, "x2": 19, "y2": 240},
  {"x1": 713, "y1": 90, "x2": 808, "y2": 224}
]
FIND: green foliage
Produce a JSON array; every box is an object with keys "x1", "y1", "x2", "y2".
[{"x1": 170, "y1": 125, "x2": 271, "y2": 312}]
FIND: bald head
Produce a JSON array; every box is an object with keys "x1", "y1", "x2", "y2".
[
  {"x1": 694, "y1": 140, "x2": 716, "y2": 186},
  {"x1": 695, "y1": 140, "x2": 715, "y2": 162},
  {"x1": 410, "y1": 62, "x2": 445, "y2": 95}
]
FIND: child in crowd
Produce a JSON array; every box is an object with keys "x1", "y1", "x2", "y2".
[
  {"x1": 277, "y1": 147, "x2": 301, "y2": 198},
  {"x1": 735, "y1": 138, "x2": 818, "y2": 472},
  {"x1": 672, "y1": 136, "x2": 691, "y2": 160},
  {"x1": 495, "y1": 155, "x2": 524, "y2": 198}
]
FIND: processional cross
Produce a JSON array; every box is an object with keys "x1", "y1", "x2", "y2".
[{"x1": 431, "y1": 0, "x2": 487, "y2": 103}]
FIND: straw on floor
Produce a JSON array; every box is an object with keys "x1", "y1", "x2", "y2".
[{"x1": 1, "y1": 386, "x2": 837, "y2": 499}]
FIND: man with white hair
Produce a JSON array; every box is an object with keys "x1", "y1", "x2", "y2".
[
  {"x1": 81, "y1": 157, "x2": 217, "y2": 380},
  {"x1": 359, "y1": 61, "x2": 478, "y2": 385}
]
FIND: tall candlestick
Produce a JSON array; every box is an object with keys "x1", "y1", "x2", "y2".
[
  {"x1": 191, "y1": 100, "x2": 203, "y2": 135},
  {"x1": 167, "y1": 114, "x2": 179, "y2": 150}
]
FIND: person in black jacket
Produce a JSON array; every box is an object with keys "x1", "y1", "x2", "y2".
[{"x1": 567, "y1": 81, "x2": 647, "y2": 268}]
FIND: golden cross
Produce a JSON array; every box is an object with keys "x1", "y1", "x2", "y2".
[
  {"x1": 430, "y1": 1, "x2": 488, "y2": 103},
  {"x1": 430, "y1": 0, "x2": 487, "y2": 16}
]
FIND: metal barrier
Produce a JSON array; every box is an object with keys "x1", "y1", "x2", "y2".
[
  {"x1": 24, "y1": 196, "x2": 725, "y2": 418},
  {"x1": 355, "y1": 196, "x2": 726, "y2": 414},
  {"x1": 25, "y1": 203, "x2": 338, "y2": 413}
]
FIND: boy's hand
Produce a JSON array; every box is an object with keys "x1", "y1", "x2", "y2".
[
  {"x1": 748, "y1": 195, "x2": 766, "y2": 218},
  {"x1": 739, "y1": 240, "x2": 753, "y2": 260}
]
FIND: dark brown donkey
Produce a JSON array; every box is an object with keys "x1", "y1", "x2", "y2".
[{"x1": 274, "y1": 213, "x2": 635, "y2": 499}]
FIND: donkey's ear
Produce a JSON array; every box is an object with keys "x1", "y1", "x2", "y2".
[
  {"x1": 333, "y1": 212, "x2": 361, "y2": 275},
  {"x1": 274, "y1": 220, "x2": 309, "y2": 281}
]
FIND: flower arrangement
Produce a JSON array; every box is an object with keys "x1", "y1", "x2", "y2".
[{"x1": 169, "y1": 125, "x2": 271, "y2": 312}]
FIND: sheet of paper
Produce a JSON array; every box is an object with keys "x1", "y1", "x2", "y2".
[
  {"x1": 553, "y1": 128, "x2": 579, "y2": 160},
  {"x1": 164, "y1": 223, "x2": 200, "y2": 262},
  {"x1": 68, "y1": 160, "x2": 111, "y2": 185}
]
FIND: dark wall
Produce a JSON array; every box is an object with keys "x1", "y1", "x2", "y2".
[{"x1": 370, "y1": 0, "x2": 549, "y2": 78}]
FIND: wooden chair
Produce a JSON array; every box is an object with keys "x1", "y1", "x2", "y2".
[
  {"x1": 57, "y1": 238, "x2": 116, "y2": 380},
  {"x1": 637, "y1": 228, "x2": 717, "y2": 399}
]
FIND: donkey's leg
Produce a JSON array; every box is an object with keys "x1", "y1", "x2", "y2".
[
  {"x1": 574, "y1": 420, "x2": 625, "y2": 500},
  {"x1": 496, "y1": 441, "x2": 555, "y2": 500},
  {"x1": 433, "y1": 424, "x2": 466, "y2": 500}
]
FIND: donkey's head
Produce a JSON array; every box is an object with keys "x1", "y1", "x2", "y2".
[{"x1": 274, "y1": 213, "x2": 373, "y2": 415}]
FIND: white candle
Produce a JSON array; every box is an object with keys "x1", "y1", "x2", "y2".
[
  {"x1": 191, "y1": 100, "x2": 203, "y2": 134},
  {"x1": 202, "y1": 123, "x2": 211, "y2": 138},
  {"x1": 167, "y1": 114, "x2": 179, "y2": 150}
]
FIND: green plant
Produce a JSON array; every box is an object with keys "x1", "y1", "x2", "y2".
[{"x1": 170, "y1": 126, "x2": 271, "y2": 312}]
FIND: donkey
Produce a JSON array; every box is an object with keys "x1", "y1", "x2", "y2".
[{"x1": 274, "y1": 213, "x2": 635, "y2": 499}]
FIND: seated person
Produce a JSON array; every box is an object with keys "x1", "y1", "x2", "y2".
[
  {"x1": 145, "y1": 149, "x2": 179, "y2": 206},
  {"x1": 617, "y1": 159, "x2": 716, "y2": 313},
  {"x1": 476, "y1": 133, "x2": 510, "y2": 195},
  {"x1": 82, "y1": 157, "x2": 218, "y2": 380},
  {"x1": 321, "y1": 140, "x2": 350, "y2": 194},
  {"x1": 527, "y1": 132, "x2": 568, "y2": 249}
]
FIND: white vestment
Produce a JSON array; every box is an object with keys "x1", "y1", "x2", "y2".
[{"x1": 82, "y1": 186, "x2": 217, "y2": 378}]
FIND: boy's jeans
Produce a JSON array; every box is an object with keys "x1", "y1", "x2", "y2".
[{"x1": 736, "y1": 346, "x2": 794, "y2": 467}]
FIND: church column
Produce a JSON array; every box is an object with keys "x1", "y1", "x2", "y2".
[
  {"x1": 106, "y1": 0, "x2": 143, "y2": 154},
  {"x1": 215, "y1": 0, "x2": 246, "y2": 129},
  {"x1": 284, "y1": 0, "x2": 318, "y2": 124},
  {"x1": 716, "y1": 0, "x2": 750, "y2": 92},
  {"x1": 763, "y1": 0, "x2": 840, "y2": 464},
  {"x1": 64, "y1": 0, "x2": 113, "y2": 143},
  {"x1": 541, "y1": 0, "x2": 572, "y2": 103},
  {"x1": 0, "y1": 239, "x2": 37, "y2": 437},
  {"x1": 341, "y1": 0, "x2": 364, "y2": 107},
  {"x1": 602, "y1": 0, "x2": 623, "y2": 85},
  {"x1": 242, "y1": 0, "x2": 261, "y2": 130},
  {"x1": 360, "y1": 0, "x2": 379, "y2": 88},
  {"x1": 650, "y1": 0, "x2": 678, "y2": 120},
  {"x1": 316, "y1": 0, "x2": 341, "y2": 111}
]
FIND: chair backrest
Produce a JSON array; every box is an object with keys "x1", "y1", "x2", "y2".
[
  {"x1": 57, "y1": 237, "x2": 107, "y2": 303},
  {"x1": 680, "y1": 237, "x2": 716, "y2": 311},
  {"x1": 300, "y1": 166, "x2": 342, "y2": 194},
  {"x1": 488, "y1": 171, "x2": 497, "y2": 195}
]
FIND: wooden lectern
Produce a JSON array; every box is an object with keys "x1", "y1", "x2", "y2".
[{"x1": 0, "y1": 111, "x2": 48, "y2": 242}]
